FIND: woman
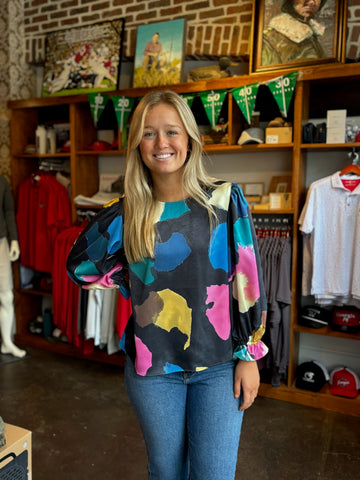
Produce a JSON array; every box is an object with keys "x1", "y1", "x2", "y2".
[{"x1": 67, "y1": 90, "x2": 268, "y2": 479}]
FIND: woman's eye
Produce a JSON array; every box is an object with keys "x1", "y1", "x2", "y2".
[
  {"x1": 143, "y1": 131, "x2": 154, "y2": 137},
  {"x1": 168, "y1": 130, "x2": 177, "y2": 136}
]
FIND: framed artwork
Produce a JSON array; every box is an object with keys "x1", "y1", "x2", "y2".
[
  {"x1": 133, "y1": 19, "x2": 186, "y2": 88},
  {"x1": 42, "y1": 19, "x2": 125, "y2": 97},
  {"x1": 251, "y1": 0, "x2": 346, "y2": 73}
]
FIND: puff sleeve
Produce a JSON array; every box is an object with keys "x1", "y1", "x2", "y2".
[
  {"x1": 228, "y1": 183, "x2": 268, "y2": 361},
  {"x1": 66, "y1": 199, "x2": 130, "y2": 299}
]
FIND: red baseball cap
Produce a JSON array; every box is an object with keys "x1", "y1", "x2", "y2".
[{"x1": 329, "y1": 367, "x2": 360, "y2": 398}]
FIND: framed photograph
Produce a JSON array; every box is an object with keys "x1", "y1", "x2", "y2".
[
  {"x1": 269, "y1": 175, "x2": 292, "y2": 193},
  {"x1": 133, "y1": 19, "x2": 186, "y2": 88},
  {"x1": 251, "y1": 0, "x2": 346, "y2": 73},
  {"x1": 244, "y1": 182, "x2": 265, "y2": 196},
  {"x1": 42, "y1": 19, "x2": 125, "y2": 97}
]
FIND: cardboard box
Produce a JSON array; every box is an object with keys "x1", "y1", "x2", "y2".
[
  {"x1": 266, "y1": 127, "x2": 293, "y2": 144},
  {"x1": 0, "y1": 424, "x2": 32, "y2": 479}
]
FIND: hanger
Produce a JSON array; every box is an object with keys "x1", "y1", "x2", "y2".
[{"x1": 340, "y1": 149, "x2": 360, "y2": 176}]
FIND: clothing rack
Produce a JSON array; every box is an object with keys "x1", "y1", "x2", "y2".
[{"x1": 252, "y1": 213, "x2": 292, "y2": 239}]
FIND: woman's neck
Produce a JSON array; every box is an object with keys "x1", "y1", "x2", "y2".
[{"x1": 152, "y1": 176, "x2": 188, "y2": 203}]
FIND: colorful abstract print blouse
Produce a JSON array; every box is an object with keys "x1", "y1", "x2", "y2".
[{"x1": 67, "y1": 182, "x2": 268, "y2": 376}]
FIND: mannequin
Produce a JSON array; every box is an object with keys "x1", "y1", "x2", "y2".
[{"x1": 0, "y1": 175, "x2": 26, "y2": 358}]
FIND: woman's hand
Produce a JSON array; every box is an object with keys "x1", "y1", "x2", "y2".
[{"x1": 234, "y1": 360, "x2": 260, "y2": 411}]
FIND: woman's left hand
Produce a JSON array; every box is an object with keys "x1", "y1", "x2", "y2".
[{"x1": 234, "y1": 360, "x2": 260, "y2": 411}]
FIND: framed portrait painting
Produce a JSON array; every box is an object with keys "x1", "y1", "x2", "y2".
[
  {"x1": 42, "y1": 19, "x2": 125, "y2": 97},
  {"x1": 251, "y1": 0, "x2": 346, "y2": 73},
  {"x1": 133, "y1": 19, "x2": 186, "y2": 88}
]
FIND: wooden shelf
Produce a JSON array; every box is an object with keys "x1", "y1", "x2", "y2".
[
  {"x1": 259, "y1": 382, "x2": 360, "y2": 417},
  {"x1": 301, "y1": 142, "x2": 360, "y2": 150},
  {"x1": 15, "y1": 332, "x2": 125, "y2": 367},
  {"x1": 294, "y1": 324, "x2": 360, "y2": 341},
  {"x1": 9, "y1": 62, "x2": 360, "y2": 416},
  {"x1": 19, "y1": 288, "x2": 52, "y2": 297}
]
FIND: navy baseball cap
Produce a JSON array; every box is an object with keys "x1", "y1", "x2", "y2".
[{"x1": 295, "y1": 361, "x2": 329, "y2": 392}]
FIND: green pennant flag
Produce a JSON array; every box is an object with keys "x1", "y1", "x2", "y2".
[
  {"x1": 88, "y1": 93, "x2": 109, "y2": 127},
  {"x1": 181, "y1": 93, "x2": 195, "y2": 109},
  {"x1": 232, "y1": 83, "x2": 260, "y2": 124},
  {"x1": 112, "y1": 96, "x2": 135, "y2": 131},
  {"x1": 199, "y1": 90, "x2": 227, "y2": 127},
  {"x1": 267, "y1": 71, "x2": 298, "y2": 118}
]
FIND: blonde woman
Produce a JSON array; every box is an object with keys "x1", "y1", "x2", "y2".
[{"x1": 67, "y1": 90, "x2": 267, "y2": 480}]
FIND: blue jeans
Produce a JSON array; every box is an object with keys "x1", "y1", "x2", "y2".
[{"x1": 124, "y1": 357, "x2": 244, "y2": 480}]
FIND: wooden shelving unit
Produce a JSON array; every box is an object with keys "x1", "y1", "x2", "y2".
[{"x1": 8, "y1": 62, "x2": 360, "y2": 416}]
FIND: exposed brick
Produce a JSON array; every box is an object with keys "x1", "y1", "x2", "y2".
[
  {"x1": 240, "y1": 13, "x2": 252, "y2": 23},
  {"x1": 188, "y1": 25, "x2": 194, "y2": 41},
  {"x1": 91, "y1": 2, "x2": 110, "y2": 11},
  {"x1": 126, "y1": 4, "x2": 143, "y2": 14},
  {"x1": 185, "y1": 1, "x2": 209, "y2": 12},
  {"x1": 25, "y1": 25, "x2": 40, "y2": 33},
  {"x1": 61, "y1": 0, "x2": 79, "y2": 7},
  {"x1": 31, "y1": 0, "x2": 48, "y2": 6},
  {"x1": 102, "y1": 8, "x2": 127, "y2": 18},
  {"x1": 69, "y1": 7, "x2": 90, "y2": 15},
  {"x1": 50, "y1": 11, "x2": 68, "y2": 19},
  {"x1": 199, "y1": 8, "x2": 225, "y2": 20},
  {"x1": 241, "y1": 25, "x2": 251, "y2": 41},
  {"x1": 42, "y1": 5, "x2": 58, "y2": 13},
  {"x1": 160, "y1": 6, "x2": 183, "y2": 16},
  {"x1": 350, "y1": 25, "x2": 360, "y2": 40},
  {"x1": 42, "y1": 21, "x2": 60, "y2": 30},
  {"x1": 230, "y1": 25, "x2": 240, "y2": 52},
  {"x1": 32, "y1": 14, "x2": 48, "y2": 23},
  {"x1": 61, "y1": 18, "x2": 79, "y2": 26},
  {"x1": 213, "y1": 16, "x2": 238, "y2": 24},
  {"x1": 23, "y1": 0, "x2": 254, "y2": 62},
  {"x1": 24, "y1": 8, "x2": 39, "y2": 17},
  {"x1": 149, "y1": 0, "x2": 171, "y2": 8},
  {"x1": 214, "y1": 0, "x2": 237, "y2": 5}
]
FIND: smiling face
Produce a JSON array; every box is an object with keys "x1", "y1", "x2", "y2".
[
  {"x1": 139, "y1": 103, "x2": 189, "y2": 194},
  {"x1": 293, "y1": 0, "x2": 322, "y2": 18}
]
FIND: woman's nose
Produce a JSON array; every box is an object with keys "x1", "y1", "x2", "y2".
[{"x1": 155, "y1": 133, "x2": 167, "y2": 148}]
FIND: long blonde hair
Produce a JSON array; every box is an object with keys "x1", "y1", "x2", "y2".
[{"x1": 123, "y1": 90, "x2": 218, "y2": 264}]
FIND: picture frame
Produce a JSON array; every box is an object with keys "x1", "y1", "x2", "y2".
[
  {"x1": 133, "y1": 19, "x2": 186, "y2": 88},
  {"x1": 269, "y1": 175, "x2": 292, "y2": 193},
  {"x1": 250, "y1": 0, "x2": 346, "y2": 73},
  {"x1": 243, "y1": 182, "x2": 265, "y2": 196},
  {"x1": 42, "y1": 19, "x2": 125, "y2": 97}
]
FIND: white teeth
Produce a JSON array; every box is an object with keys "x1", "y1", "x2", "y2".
[{"x1": 156, "y1": 154, "x2": 172, "y2": 159}]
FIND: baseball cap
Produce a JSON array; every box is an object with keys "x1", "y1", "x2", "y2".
[
  {"x1": 295, "y1": 361, "x2": 330, "y2": 392},
  {"x1": 331, "y1": 308, "x2": 360, "y2": 333},
  {"x1": 237, "y1": 127, "x2": 264, "y2": 145},
  {"x1": 299, "y1": 305, "x2": 331, "y2": 329},
  {"x1": 329, "y1": 367, "x2": 360, "y2": 398}
]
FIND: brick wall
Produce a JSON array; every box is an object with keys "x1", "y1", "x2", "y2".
[{"x1": 24, "y1": 0, "x2": 254, "y2": 64}]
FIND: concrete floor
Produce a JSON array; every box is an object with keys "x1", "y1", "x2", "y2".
[{"x1": 0, "y1": 347, "x2": 359, "y2": 480}]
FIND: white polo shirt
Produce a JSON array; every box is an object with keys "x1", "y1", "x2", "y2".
[{"x1": 299, "y1": 172, "x2": 360, "y2": 307}]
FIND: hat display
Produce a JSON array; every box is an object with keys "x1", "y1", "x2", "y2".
[
  {"x1": 237, "y1": 127, "x2": 264, "y2": 145},
  {"x1": 329, "y1": 367, "x2": 360, "y2": 398},
  {"x1": 295, "y1": 361, "x2": 329, "y2": 392},
  {"x1": 331, "y1": 308, "x2": 360, "y2": 334},
  {"x1": 299, "y1": 305, "x2": 331, "y2": 329}
]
